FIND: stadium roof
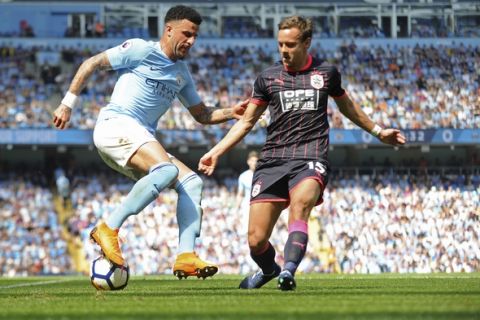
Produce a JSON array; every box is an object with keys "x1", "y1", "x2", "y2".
[{"x1": 0, "y1": 0, "x2": 474, "y2": 3}]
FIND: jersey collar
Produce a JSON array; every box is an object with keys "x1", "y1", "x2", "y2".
[{"x1": 284, "y1": 54, "x2": 312, "y2": 73}]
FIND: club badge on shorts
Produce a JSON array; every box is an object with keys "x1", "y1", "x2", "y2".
[
  {"x1": 251, "y1": 181, "x2": 262, "y2": 198},
  {"x1": 310, "y1": 74, "x2": 324, "y2": 89}
]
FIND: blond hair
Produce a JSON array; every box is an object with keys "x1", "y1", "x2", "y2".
[{"x1": 278, "y1": 16, "x2": 313, "y2": 42}]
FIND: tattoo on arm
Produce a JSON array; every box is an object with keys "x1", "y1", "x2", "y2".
[
  {"x1": 196, "y1": 107, "x2": 218, "y2": 124},
  {"x1": 190, "y1": 103, "x2": 234, "y2": 124},
  {"x1": 222, "y1": 108, "x2": 233, "y2": 119},
  {"x1": 69, "y1": 52, "x2": 111, "y2": 94}
]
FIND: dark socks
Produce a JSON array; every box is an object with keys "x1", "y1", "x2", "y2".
[
  {"x1": 251, "y1": 242, "x2": 277, "y2": 275},
  {"x1": 284, "y1": 231, "x2": 308, "y2": 276}
]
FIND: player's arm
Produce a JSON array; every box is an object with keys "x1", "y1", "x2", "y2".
[
  {"x1": 334, "y1": 94, "x2": 406, "y2": 146},
  {"x1": 198, "y1": 102, "x2": 267, "y2": 176},
  {"x1": 53, "y1": 52, "x2": 112, "y2": 130},
  {"x1": 188, "y1": 99, "x2": 248, "y2": 124}
]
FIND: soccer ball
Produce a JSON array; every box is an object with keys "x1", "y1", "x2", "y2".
[{"x1": 90, "y1": 256, "x2": 129, "y2": 290}]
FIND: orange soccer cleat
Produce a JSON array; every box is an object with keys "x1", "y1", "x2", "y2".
[
  {"x1": 89, "y1": 221, "x2": 125, "y2": 266},
  {"x1": 173, "y1": 252, "x2": 218, "y2": 280}
]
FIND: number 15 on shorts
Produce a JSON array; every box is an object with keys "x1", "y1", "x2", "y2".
[{"x1": 308, "y1": 161, "x2": 326, "y2": 175}]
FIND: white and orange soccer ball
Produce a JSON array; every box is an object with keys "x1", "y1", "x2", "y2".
[{"x1": 89, "y1": 256, "x2": 129, "y2": 291}]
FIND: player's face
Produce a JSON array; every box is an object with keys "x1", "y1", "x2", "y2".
[
  {"x1": 247, "y1": 156, "x2": 258, "y2": 171},
  {"x1": 166, "y1": 19, "x2": 199, "y2": 60},
  {"x1": 277, "y1": 27, "x2": 311, "y2": 70}
]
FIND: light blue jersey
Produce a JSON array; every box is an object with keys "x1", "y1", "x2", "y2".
[
  {"x1": 238, "y1": 169, "x2": 253, "y2": 207},
  {"x1": 99, "y1": 38, "x2": 201, "y2": 132}
]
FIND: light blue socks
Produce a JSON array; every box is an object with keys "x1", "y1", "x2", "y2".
[
  {"x1": 106, "y1": 162, "x2": 179, "y2": 229},
  {"x1": 175, "y1": 173, "x2": 203, "y2": 253}
]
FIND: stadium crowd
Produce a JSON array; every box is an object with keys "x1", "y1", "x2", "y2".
[
  {"x1": 0, "y1": 41, "x2": 479, "y2": 131},
  {"x1": 0, "y1": 167, "x2": 478, "y2": 276},
  {"x1": 63, "y1": 169, "x2": 479, "y2": 276},
  {"x1": 0, "y1": 171, "x2": 72, "y2": 276}
]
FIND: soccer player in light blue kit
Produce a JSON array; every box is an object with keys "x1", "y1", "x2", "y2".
[{"x1": 53, "y1": 5, "x2": 247, "y2": 279}]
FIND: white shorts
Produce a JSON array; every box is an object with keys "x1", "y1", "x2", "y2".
[{"x1": 93, "y1": 116, "x2": 174, "y2": 180}]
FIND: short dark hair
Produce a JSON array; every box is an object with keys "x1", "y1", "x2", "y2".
[
  {"x1": 278, "y1": 16, "x2": 313, "y2": 42},
  {"x1": 165, "y1": 5, "x2": 202, "y2": 25}
]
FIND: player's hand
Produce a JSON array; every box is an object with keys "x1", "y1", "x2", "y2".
[
  {"x1": 378, "y1": 128, "x2": 406, "y2": 146},
  {"x1": 53, "y1": 104, "x2": 72, "y2": 130},
  {"x1": 232, "y1": 99, "x2": 249, "y2": 120},
  {"x1": 198, "y1": 152, "x2": 219, "y2": 176}
]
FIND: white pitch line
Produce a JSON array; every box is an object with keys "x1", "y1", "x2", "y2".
[
  {"x1": 304, "y1": 275, "x2": 480, "y2": 280},
  {"x1": 0, "y1": 279, "x2": 73, "y2": 290}
]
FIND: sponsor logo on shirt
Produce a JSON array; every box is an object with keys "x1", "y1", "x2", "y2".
[
  {"x1": 145, "y1": 78, "x2": 176, "y2": 101},
  {"x1": 280, "y1": 89, "x2": 317, "y2": 112}
]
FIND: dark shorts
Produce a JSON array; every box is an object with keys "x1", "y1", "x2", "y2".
[{"x1": 250, "y1": 158, "x2": 330, "y2": 207}]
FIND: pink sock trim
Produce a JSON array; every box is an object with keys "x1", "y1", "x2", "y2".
[
  {"x1": 252, "y1": 241, "x2": 271, "y2": 256},
  {"x1": 289, "y1": 220, "x2": 308, "y2": 234}
]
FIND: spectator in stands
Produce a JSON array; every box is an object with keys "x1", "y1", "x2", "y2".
[
  {"x1": 52, "y1": 5, "x2": 247, "y2": 280},
  {"x1": 19, "y1": 20, "x2": 35, "y2": 38},
  {"x1": 198, "y1": 15, "x2": 405, "y2": 291},
  {"x1": 94, "y1": 21, "x2": 105, "y2": 38},
  {"x1": 55, "y1": 168, "x2": 71, "y2": 209}
]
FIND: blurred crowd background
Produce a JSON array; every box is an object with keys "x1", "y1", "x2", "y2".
[
  {"x1": 1, "y1": 168, "x2": 478, "y2": 276},
  {"x1": 1, "y1": 41, "x2": 479, "y2": 131}
]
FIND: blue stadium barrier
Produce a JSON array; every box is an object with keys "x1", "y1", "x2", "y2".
[{"x1": 0, "y1": 129, "x2": 478, "y2": 146}]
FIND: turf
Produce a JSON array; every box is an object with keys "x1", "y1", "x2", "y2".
[{"x1": 0, "y1": 273, "x2": 479, "y2": 320}]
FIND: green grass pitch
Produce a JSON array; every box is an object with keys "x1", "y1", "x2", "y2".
[{"x1": 0, "y1": 273, "x2": 479, "y2": 319}]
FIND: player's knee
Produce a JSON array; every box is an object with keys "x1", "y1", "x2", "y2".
[
  {"x1": 289, "y1": 201, "x2": 314, "y2": 219},
  {"x1": 177, "y1": 173, "x2": 203, "y2": 200},
  {"x1": 248, "y1": 231, "x2": 268, "y2": 253},
  {"x1": 150, "y1": 162, "x2": 179, "y2": 184}
]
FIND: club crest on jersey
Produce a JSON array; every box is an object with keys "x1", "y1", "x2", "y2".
[
  {"x1": 310, "y1": 74, "x2": 324, "y2": 89},
  {"x1": 176, "y1": 73, "x2": 184, "y2": 86},
  {"x1": 251, "y1": 181, "x2": 262, "y2": 198}
]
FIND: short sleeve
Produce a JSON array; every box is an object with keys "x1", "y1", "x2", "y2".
[
  {"x1": 105, "y1": 38, "x2": 152, "y2": 70},
  {"x1": 328, "y1": 66, "x2": 346, "y2": 98},
  {"x1": 250, "y1": 74, "x2": 269, "y2": 107},
  {"x1": 178, "y1": 67, "x2": 202, "y2": 108}
]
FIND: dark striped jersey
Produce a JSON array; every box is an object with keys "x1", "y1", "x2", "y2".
[{"x1": 251, "y1": 55, "x2": 345, "y2": 160}]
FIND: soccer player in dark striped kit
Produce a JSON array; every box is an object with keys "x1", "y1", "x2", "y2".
[{"x1": 199, "y1": 15, "x2": 405, "y2": 290}]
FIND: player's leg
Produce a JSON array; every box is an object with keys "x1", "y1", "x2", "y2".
[
  {"x1": 278, "y1": 178, "x2": 323, "y2": 291},
  {"x1": 239, "y1": 201, "x2": 284, "y2": 289},
  {"x1": 169, "y1": 157, "x2": 218, "y2": 279},
  {"x1": 107, "y1": 141, "x2": 178, "y2": 226},
  {"x1": 91, "y1": 118, "x2": 178, "y2": 266}
]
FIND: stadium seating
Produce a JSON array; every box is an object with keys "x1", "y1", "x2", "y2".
[
  {"x1": 46, "y1": 170, "x2": 479, "y2": 276},
  {"x1": 0, "y1": 41, "x2": 478, "y2": 131},
  {"x1": 0, "y1": 172, "x2": 73, "y2": 276}
]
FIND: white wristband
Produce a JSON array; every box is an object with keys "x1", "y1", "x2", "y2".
[
  {"x1": 61, "y1": 91, "x2": 79, "y2": 109},
  {"x1": 371, "y1": 124, "x2": 382, "y2": 137}
]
